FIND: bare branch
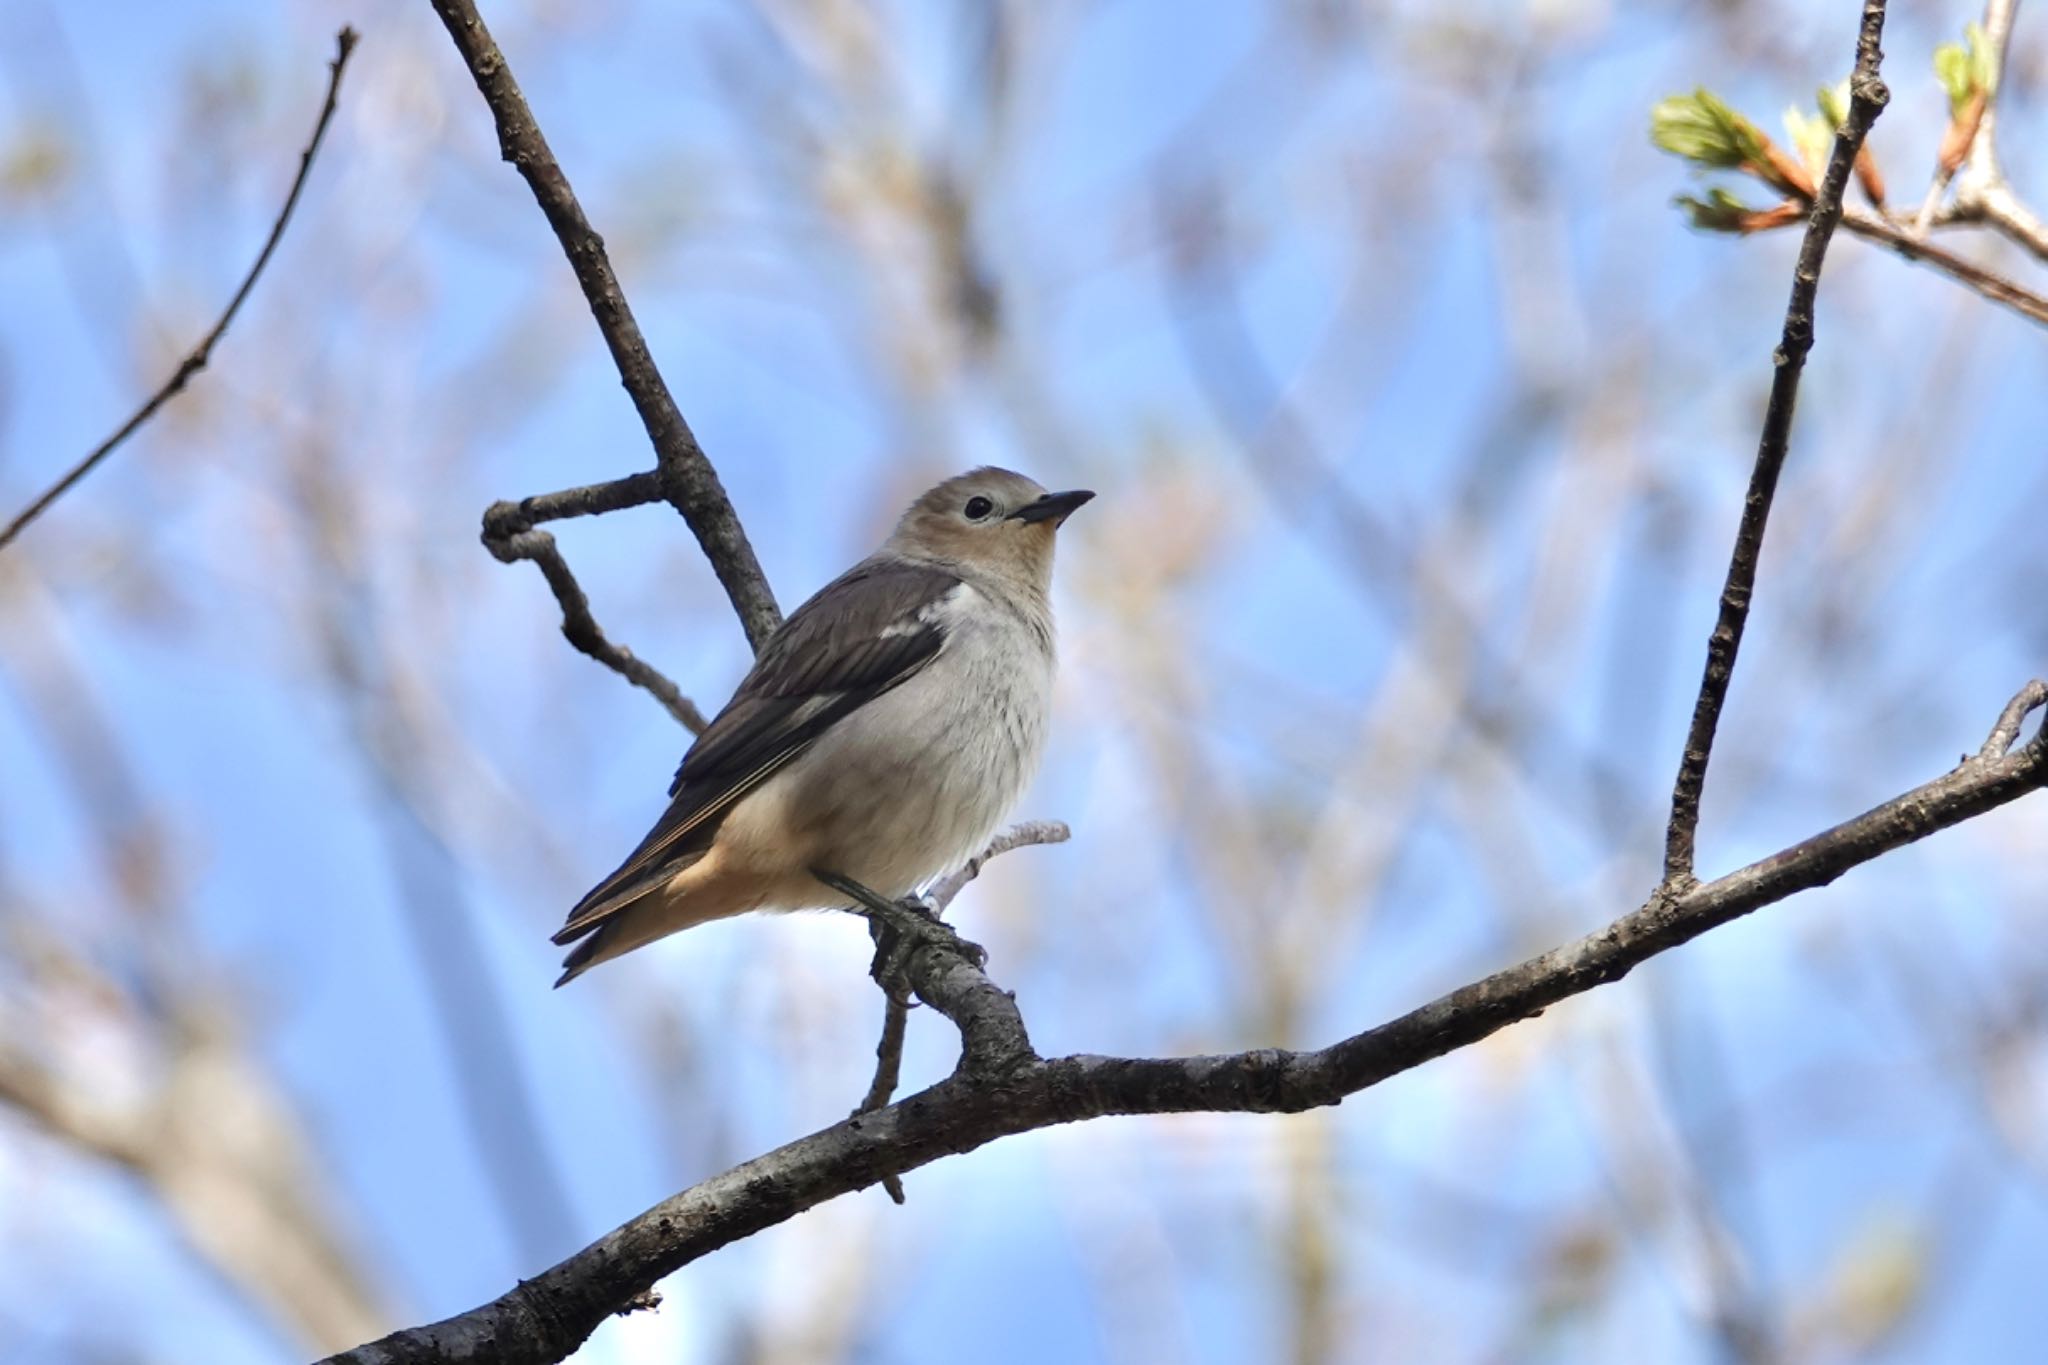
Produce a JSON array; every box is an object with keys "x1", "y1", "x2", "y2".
[
  {"x1": 1663, "y1": 0, "x2": 1890, "y2": 886},
  {"x1": 1979, "y1": 679, "x2": 2048, "y2": 758},
  {"x1": 926, "y1": 819, "x2": 1071, "y2": 910},
  {"x1": 481, "y1": 471, "x2": 668, "y2": 539},
  {"x1": 849, "y1": 991, "x2": 910, "y2": 1205},
  {"x1": 427, "y1": 0, "x2": 783, "y2": 650},
  {"x1": 484, "y1": 522, "x2": 708, "y2": 733},
  {"x1": 1842, "y1": 209, "x2": 2048, "y2": 330},
  {"x1": 0, "y1": 28, "x2": 359, "y2": 553},
  {"x1": 318, "y1": 679, "x2": 2048, "y2": 1365}
]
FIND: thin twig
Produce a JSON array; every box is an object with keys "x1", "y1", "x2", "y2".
[
  {"x1": 927, "y1": 820, "x2": 1072, "y2": 910},
  {"x1": 1662, "y1": 0, "x2": 1890, "y2": 886},
  {"x1": 1841, "y1": 209, "x2": 2048, "y2": 330},
  {"x1": 0, "y1": 28, "x2": 359, "y2": 553},
  {"x1": 480, "y1": 472, "x2": 706, "y2": 732},
  {"x1": 427, "y1": 0, "x2": 783, "y2": 649},
  {"x1": 481, "y1": 470, "x2": 712, "y2": 732},
  {"x1": 485, "y1": 525, "x2": 707, "y2": 732},
  {"x1": 1959, "y1": 177, "x2": 2048, "y2": 260},
  {"x1": 851, "y1": 992, "x2": 910, "y2": 1204},
  {"x1": 1913, "y1": 173, "x2": 1954, "y2": 237},
  {"x1": 482, "y1": 470, "x2": 668, "y2": 540},
  {"x1": 319, "y1": 679, "x2": 2048, "y2": 1365},
  {"x1": 1979, "y1": 679, "x2": 2048, "y2": 758}
]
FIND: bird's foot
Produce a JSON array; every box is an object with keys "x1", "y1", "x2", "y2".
[
  {"x1": 813, "y1": 868, "x2": 989, "y2": 982},
  {"x1": 873, "y1": 905, "x2": 989, "y2": 985}
]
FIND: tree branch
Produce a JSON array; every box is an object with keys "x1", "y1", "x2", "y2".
[
  {"x1": 481, "y1": 470, "x2": 667, "y2": 539},
  {"x1": 483, "y1": 519, "x2": 708, "y2": 733},
  {"x1": 318, "y1": 679, "x2": 2048, "y2": 1365},
  {"x1": 1841, "y1": 208, "x2": 2048, "y2": 330},
  {"x1": 0, "y1": 28, "x2": 358, "y2": 553},
  {"x1": 1944, "y1": 0, "x2": 2048, "y2": 260},
  {"x1": 849, "y1": 988, "x2": 910, "y2": 1205},
  {"x1": 1662, "y1": 0, "x2": 1890, "y2": 885},
  {"x1": 428, "y1": 0, "x2": 783, "y2": 650}
]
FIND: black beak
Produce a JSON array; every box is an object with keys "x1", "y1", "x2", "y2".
[{"x1": 1007, "y1": 489, "x2": 1095, "y2": 526}]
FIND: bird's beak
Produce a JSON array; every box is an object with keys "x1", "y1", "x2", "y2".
[{"x1": 1007, "y1": 489, "x2": 1095, "y2": 526}]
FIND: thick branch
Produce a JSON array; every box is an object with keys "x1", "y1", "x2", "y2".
[
  {"x1": 428, "y1": 0, "x2": 782, "y2": 649},
  {"x1": 815, "y1": 868, "x2": 1037, "y2": 1078},
  {"x1": 319, "y1": 681, "x2": 2048, "y2": 1365},
  {"x1": 0, "y1": 28, "x2": 358, "y2": 553},
  {"x1": 1662, "y1": 0, "x2": 1890, "y2": 885}
]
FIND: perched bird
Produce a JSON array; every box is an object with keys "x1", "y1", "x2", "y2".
[{"x1": 553, "y1": 467, "x2": 1092, "y2": 985}]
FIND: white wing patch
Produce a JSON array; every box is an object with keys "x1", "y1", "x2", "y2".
[{"x1": 880, "y1": 582, "x2": 977, "y2": 638}]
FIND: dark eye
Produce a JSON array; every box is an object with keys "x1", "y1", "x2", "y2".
[{"x1": 963, "y1": 495, "x2": 995, "y2": 520}]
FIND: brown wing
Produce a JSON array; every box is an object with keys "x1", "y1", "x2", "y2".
[{"x1": 552, "y1": 559, "x2": 961, "y2": 945}]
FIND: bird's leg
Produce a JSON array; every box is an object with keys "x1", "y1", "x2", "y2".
[{"x1": 812, "y1": 868, "x2": 988, "y2": 972}]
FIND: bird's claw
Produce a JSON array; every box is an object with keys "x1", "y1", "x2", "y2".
[
  {"x1": 863, "y1": 896, "x2": 987, "y2": 981},
  {"x1": 813, "y1": 867, "x2": 988, "y2": 983}
]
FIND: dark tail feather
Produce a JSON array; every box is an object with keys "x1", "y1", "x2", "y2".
[{"x1": 554, "y1": 926, "x2": 612, "y2": 988}]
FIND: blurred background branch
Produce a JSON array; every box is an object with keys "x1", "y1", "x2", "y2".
[{"x1": 0, "y1": 27, "x2": 357, "y2": 552}]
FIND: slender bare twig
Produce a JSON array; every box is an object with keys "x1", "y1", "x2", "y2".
[
  {"x1": 926, "y1": 820, "x2": 1072, "y2": 907},
  {"x1": 1979, "y1": 679, "x2": 2048, "y2": 757},
  {"x1": 320, "y1": 680, "x2": 2048, "y2": 1365},
  {"x1": 482, "y1": 471, "x2": 667, "y2": 539},
  {"x1": 850, "y1": 992, "x2": 910, "y2": 1205},
  {"x1": 0, "y1": 28, "x2": 358, "y2": 553},
  {"x1": 1842, "y1": 209, "x2": 2048, "y2": 329},
  {"x1": 485, "y1": 523, "x2": 708, "y2": 733},
  {"x1": 427, "y1": 0, "x2": 782, "y2": 650},
  {"x1": 478, "y1": 472, "x2": 707, "y2": 729},
  {"x1": 1662, "y1": 0, "x2": 1890, "y2": 886}
]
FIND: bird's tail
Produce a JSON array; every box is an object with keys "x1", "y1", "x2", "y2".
[
  {"x1": 553, "y1": 845, "x2": 757, "y2": 985},
  {"x1": 553, "y1": 914, "x2": 639, "y2": 987}
]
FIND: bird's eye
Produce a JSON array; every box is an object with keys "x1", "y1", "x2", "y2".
[{"x1": 963, "y1": 495, "x2": 995, "y2": 520}]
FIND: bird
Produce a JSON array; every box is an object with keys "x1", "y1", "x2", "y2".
[{"x1": 552, "y1": 467, "x2": 1092, "y2": 985}]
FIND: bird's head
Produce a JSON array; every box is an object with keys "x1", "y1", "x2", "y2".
[{"x1": 883, "y1": 467, "x2": 1093, "y2": 594}]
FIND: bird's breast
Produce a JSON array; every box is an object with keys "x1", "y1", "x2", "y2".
[{"x1": 770, "y1": 606, "x2": 1053, "y2": 898}]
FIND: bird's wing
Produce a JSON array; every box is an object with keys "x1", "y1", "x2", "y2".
[{"x1": 553, "y1": 559, "x2": 962, "y2": 944}]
